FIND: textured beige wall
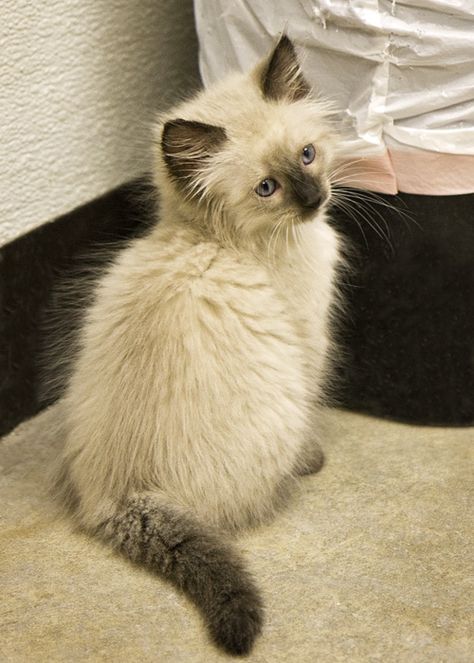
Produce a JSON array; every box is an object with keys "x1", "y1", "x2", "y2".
[{"x1": 1, "y1": 0, "x2": 200, "y2": 245}]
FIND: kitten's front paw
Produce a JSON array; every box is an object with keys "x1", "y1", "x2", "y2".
[{"x1": 298, "y1": 442, "x2": 324, "y2": 476}]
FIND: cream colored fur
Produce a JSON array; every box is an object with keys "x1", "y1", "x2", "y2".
[{"x1": 59, "y1": 42, "x2": 343, "y2": 535}]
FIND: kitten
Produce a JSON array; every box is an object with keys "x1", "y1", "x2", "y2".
[{"x1": 56, "y1": 35, "x2": 343, "y2": 656}]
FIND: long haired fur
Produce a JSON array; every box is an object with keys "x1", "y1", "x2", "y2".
[{"x1": 54, "y1": 35, "x2": 344, "y2": 656}]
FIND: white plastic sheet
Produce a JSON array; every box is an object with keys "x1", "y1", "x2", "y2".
[{"x1": 194, "y1": 1, "x2": 474, "y2": 161}]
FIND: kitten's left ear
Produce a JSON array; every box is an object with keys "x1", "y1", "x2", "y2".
[
  {"x1": 162, "y1": 119, "x2": 227, "y2": 187},
  {"x1": 260, "y1": 34, "x2": 311, "y2": 102}
]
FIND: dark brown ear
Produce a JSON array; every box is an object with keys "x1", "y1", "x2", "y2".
[
  {"x1": 162, "y1": 119, "x2": 227, "y2": 187},
  {"x1": 261, "y1": 35, "x2": 311, "y2": 102}
]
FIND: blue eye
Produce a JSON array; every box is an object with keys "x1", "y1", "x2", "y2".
[
  {"x1": 302, "y1": 144, "x2": 316, "y2": 165},
  {"x1": 255, "y1": 178, "x2": 278, "y2": 197}
]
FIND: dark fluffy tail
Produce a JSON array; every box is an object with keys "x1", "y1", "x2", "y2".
[{"x1": 98, "y1": 494, "x2": 263, "y2": 656}]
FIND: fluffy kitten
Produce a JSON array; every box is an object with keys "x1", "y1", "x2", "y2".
[{"x1": 56, "y1": 35, "x2": 342, "y2": 656}]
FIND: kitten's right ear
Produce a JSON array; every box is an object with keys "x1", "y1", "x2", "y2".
[
  {"x1": 260, "y1": 34, "x2": 311, "y2": 102},
  {"x1": 162, "y1": 119, "x2": 227, "y2": 187}
]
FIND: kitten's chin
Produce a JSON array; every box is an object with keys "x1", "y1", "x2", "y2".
[
  {"x1": 298, "y1": 205, "x2": 327, "y2": 224},
  {"x1": 299, "y1": 209, "x2": 321, "y2": 223}
]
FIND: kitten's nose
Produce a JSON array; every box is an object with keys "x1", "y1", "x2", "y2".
[
  {"x1": 291, "y1": 174, "x2": 326, "y2": 212},
  {"x1": 302, "y1": 191, "x2": 322, "y2": 209}
]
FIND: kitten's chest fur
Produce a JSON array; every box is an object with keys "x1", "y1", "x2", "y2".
[{"x1": 265, "y1": 216, "x2": 340, "y2": 385}]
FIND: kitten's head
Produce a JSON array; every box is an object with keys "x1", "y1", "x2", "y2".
[{"x1": 156, "y1": 36, "x2": 336, "y2": 238}]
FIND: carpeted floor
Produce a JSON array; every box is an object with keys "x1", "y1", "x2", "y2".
[{"x1": 1, "y1": 405, "x2": 472, "y2": 662}]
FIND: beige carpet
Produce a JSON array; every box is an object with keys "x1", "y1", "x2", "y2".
[{"x1": 1, "y1": 405, "x2": 472, "y2": 662}]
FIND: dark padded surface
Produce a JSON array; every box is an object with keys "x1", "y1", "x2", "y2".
[
  {"x1": 1, "y1": 183, "x2": 473, "y2": 437},
  {"x1": 0, "y1": 181, "x2": 154, "y2": 437},
  {"x1": 331, "y1": 191, "x2": 474, "y2": 426}
]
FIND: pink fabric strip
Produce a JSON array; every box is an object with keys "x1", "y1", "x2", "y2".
[{"x1": 339, "y1": 150, "x2": 474, "y2": 196}]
